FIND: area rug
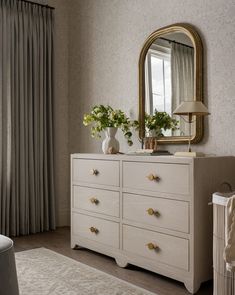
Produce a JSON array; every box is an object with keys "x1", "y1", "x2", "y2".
[{"x1": 15, "y1": 248, "x2": 156, "y2": 295}]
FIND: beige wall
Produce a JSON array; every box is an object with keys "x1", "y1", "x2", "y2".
[
  {"x1": 68, "y1": 0, "x2": 235, "y2": 156},
  {"x1": 31, "y1": 0, "x2": 235, "y2": 226}
]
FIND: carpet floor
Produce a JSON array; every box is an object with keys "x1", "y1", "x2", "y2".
[{"x1": 15, "y1": 248, "x2": 156, "y2": 295}]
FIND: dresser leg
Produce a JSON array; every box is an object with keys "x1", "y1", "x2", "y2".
[
  {"x1": 184, "y1": 280, "x2": 201, "y2": 294},
  {"x1": 72, "y1": 244, "x2": 84, "y2": 250},
  {"x1": 115, "y1": 257, "x2": 129, "y2": 268}
]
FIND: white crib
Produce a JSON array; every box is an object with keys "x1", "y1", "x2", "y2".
[{"x1": 213, "y1": 192, "x2": 235, "y2": 295}]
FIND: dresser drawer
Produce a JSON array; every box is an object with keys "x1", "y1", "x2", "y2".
[
  {"x1": 123, "y1": 193, "x2": 189, "y2": 233},
  {"x1": 72, "y1": 213, "x2": 119, "y2": 249},
  {"x1": 72, "y1": 159, "x2": 119, "y2": 187},
  {"x1": 123, "y1": 225, "x2": 189, "y2": 271},
  {"x1": 73, "y1": 186, "x2": 120, "y2": 217},
  {"x1": 123, "y1": 161, "x2": 189, "y2": 195}
]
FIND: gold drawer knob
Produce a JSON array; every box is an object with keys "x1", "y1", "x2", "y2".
[
  {"x1": 90, "y1": 169, "x2": 99, "y2": 176},
  {"x1": 146, "y1": 243, "x2": 159, "y2": 251},
  {"x1": 147, "y1": 174, "x2": 160, "y2": 182},
  {"x1": 89, "y1": 226, "x2": 99, "y2": 234},
  {"x1": 147, "y1": 208, "x2": 160, "y2": 217},
  {"x1": 90, "y1": 197, "x2": 99, "y2": 205}
]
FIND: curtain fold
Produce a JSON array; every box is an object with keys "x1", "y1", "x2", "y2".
[
  {"x1": 0, "y1": 0, "x2": 55, "y2": 236},
  {"x1": 171, "y1": 43, "x2": 194, "y2": 136}
]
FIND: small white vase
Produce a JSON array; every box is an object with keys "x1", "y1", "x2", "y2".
[{"x1": 102, "y1": 127, "x2": 120, "y2": 154}]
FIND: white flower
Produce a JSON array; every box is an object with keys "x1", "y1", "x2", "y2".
[{"x1": 97, "y1": 112, "x2": 103, "y2": 118}]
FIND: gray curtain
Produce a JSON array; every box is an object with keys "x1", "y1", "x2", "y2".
[
  {"x1": 0, "y1": 0, "x2": 55, "y2": 236},
  {"x1": 171, "y1": 43, "x2": 194, "y2": 136}
]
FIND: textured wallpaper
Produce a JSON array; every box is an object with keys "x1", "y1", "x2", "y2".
[
  {"x1": 31, "y1": 0, "x2": 235, "y2": 226},
  {"x1": 68, "y1": 0, "x2": 235, "y2": 156}
]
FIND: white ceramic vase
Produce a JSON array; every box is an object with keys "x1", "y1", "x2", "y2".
[{"x1": 102, "y1": 127, "x2": 120, "y2": 154}]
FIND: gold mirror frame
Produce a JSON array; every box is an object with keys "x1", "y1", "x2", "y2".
[{"x1": 139, "y1": 23, "x2": 203, "y2": 144}]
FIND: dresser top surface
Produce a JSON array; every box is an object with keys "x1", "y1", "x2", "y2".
[{"x1": 71, "y1": 153, "x2": 234, "y2": 164}]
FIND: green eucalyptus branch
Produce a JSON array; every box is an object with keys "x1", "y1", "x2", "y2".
[
  {"x1": 83, "y1": 105, "x2": 134, "y2": 146},
  {"x1": 133, "y1": 110, "x2": 179, "y2": 137}
]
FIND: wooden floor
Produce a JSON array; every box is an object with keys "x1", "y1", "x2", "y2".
[{"x1": 13, "y1": 227, "x2": 212, "y2": 295}]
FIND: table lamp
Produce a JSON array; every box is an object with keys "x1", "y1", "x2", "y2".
[{"x1": 173, "y1": 101, "x2": 210, "y2": 157}]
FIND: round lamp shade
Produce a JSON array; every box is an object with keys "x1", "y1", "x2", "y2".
[{"x1": 173, "y1": 101, "x2": 210, "y2": 116}]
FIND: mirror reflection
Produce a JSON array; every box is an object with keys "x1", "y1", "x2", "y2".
[{"x1": 145, "y1": 32, "x2": 195, "y2": 137}]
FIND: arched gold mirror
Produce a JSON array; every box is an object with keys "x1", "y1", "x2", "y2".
[{"x1": 139, "y1": 23, "x2": 203, "y2": 145}]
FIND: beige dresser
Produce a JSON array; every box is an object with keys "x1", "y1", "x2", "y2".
[{"x1": 71, "y1": 153, "x2": 235, "y2": 294}]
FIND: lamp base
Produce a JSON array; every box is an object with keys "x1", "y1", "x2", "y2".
[{"x1": 174, "y1": 151, "x2": 205, "y2": 157}]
